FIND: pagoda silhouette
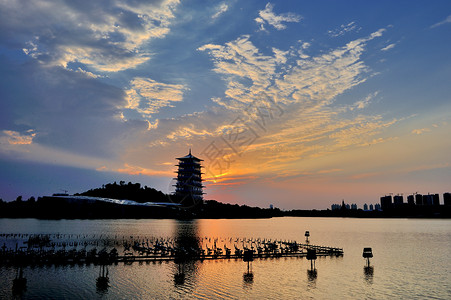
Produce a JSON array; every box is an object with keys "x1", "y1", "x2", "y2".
[{"x1": 174, "y1": 149, "x2": 204, "y2": 206}]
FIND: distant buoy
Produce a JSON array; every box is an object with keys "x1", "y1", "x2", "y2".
[{"x1": 305, "y1": 231, "x2": 310, "y2": 243}]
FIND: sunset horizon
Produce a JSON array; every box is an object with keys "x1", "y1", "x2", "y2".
[{"x1": 1, "y1": 1, "x2": 450, "y2": 210}]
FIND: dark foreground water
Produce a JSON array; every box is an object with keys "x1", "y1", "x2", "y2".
[{"x1": 1, "y1": 217, "x2": 450, "y2": 299}]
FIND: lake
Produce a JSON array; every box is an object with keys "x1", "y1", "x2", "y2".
[{"x1": 1, "y1": 217, "x2": 450, "y2": 299}]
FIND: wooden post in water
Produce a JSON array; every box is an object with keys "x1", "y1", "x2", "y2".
[
  {"x1": 243, "y1": 249, "x2": 253, "y2": 272},
  {"x1": 243, "y1": 249, "x2": 254, "y2": 282},
  {"x1": 306, "y1": 248, "x2": 317, "y2": 270},
  {"x1": 362, "y1": 247, "x2": 373, "y2": 267}
]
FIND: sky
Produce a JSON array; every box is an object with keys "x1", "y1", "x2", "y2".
[{"x1": 1, "y1": 0, "x2": 451, "y2": 209}]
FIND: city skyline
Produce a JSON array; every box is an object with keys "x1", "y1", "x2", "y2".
[{"x1": 1, "y1": 1, "x2": 451, "y2": 209}]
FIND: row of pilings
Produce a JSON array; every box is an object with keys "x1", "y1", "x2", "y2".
[{"x1": 1, "y1": 233, "x2": 343, "y2": 267}]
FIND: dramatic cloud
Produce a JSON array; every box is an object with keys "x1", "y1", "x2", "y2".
[
  {"x1": 192, "y1": 28, "x2": 400, "y2": 183},
  {"x1": 1, "y1": 0, "x2": 450, "y2": 208},
  {"x1": 0, "y1": 0, "x2": 180, "y2": 73},
  {"x1": 199, "y1": 29, "x2": 385, "y2": 111},
  {"x1": 255, "y1": 3, "x2": 301, "y2": 31},
  {"x1": 0, "y1": 57, "x2": 148, "y2": 159}
]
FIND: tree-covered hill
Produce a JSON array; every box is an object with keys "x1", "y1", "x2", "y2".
[{"x1": 76, "y1": 181, "x2": 169, "y2": 203}]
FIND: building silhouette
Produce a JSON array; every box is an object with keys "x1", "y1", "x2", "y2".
[
  {"x1": 380, "y1": 195, "x2": 393, "y2": 211},
  {"x1": 174, "y1": 149, "x2": 204, "y2": 206},
  {"x1": 415, "y1": 194, "x2": 423, "y2": 206},
  {"x1": 423, "y1": 194, "x2": 433, "y2": 205},
  {"x1": 432, "y1": 194, "x2": 440, "y2": 206},
  {"x1": 444, "y1": 193, "x2": 451, "y2": 206}
]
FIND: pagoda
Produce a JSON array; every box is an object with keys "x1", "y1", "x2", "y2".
[{"x1": 174, "y1": 149, "x2": 204, "y2": 206}]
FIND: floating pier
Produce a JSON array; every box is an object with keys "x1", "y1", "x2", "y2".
[{"x1": 0, "y1": 233, "x2": 343, "y2": 266}]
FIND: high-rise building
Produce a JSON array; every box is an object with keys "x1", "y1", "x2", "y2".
[
  {"x1": 407, "y1": 195, "x2": 415, "y2": 205},
  {"x1": 174, "y1": 149, "x2": 204, "y2": 206},
  {"x1": 380, "y1": 195, "x2": 393, "y2": 211},
  {"x1": 423, "y1": 194, "x2": 433, "y2": 206},
  {"x1": 444, "y1": 193, "x2": 451, "y2": 206},
  {"x1": 415, "y1": 194, "x2": 423, "y2": 205},
  {"x1": 432, "y1": 194, "x2": 440, "y2": 206},
  {"x1": 394, "y1": 195, "x2": 404, "y2": 206}
]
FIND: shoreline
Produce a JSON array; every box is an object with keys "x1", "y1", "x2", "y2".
[{"x1": 1, "y1": 197, "x2": 450, "y2": 219}]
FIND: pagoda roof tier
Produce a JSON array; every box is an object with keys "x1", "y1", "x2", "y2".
[{"x1": 176, "y1": 149, "x2": 203, "y2": 161}]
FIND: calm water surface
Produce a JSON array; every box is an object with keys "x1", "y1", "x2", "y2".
[{"x1": 1, "y1": 217, "x2": 450, "y2": 299}]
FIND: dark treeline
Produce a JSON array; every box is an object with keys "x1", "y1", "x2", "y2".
[
  {"x1": 1, "y1": 181, "x2": 450, "y2": 219},
  {"x1": 77, "y1": 181, "x2": 169, "y2": 203},
  {"x1": 0, "y1": 198, "x2": 283, "y2": 219},
  {"x1": 201, "y1": 200, "x2": 283, "y2": 218},
  {"x1": 0, "y1": 196, "x2": 178, "y2": 219},
  {"x1": 0, "y1": 180, "x2": 284, "y2": 219}
]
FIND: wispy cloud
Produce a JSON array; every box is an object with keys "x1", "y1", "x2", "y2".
[
  {"x1": 212, "y1": 3, "x2": 229, "y2": 19},
  {"x1": 411, "y1": 128, "x2": 431, "y2": 135},
  {"x1": 125, "y1": 78, "x2": 188, "y2": 118},
  {"x1": 431, "y1": 15, "x2": 451, "y2": 28},
  {"x1": 328, "y1": 21, "x2": 360, "y2": 37},
  {"x1": 255, "y1": 3, "x2": 301, "y2": 31},
  {"x1": 199, "y1": 28, "x2": 385, "y2": 113},
  {"x1": 349, "y1": 91, "x2": 379, "y2": 110},
  {"x1": 115, "y1": 163, "x2": 174, "y2": 177},
  {"x1": 381, "y1": 43, "x2": 396, "y2": 51},
  {"x1": 192, "y1": 28, "x2": 399, "y2": 181}
]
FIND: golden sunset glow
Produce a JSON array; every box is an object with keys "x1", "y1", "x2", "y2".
[{"x1": 1, "y1": 1, "x2": 450, "y2": 209}]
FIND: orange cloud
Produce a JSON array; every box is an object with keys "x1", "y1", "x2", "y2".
[
  {"x1": 115, "y1": 163, "x2": 174, "y2": 177},
  {"x1": 2, "y1": 130, "x2": 35, "y2": 145}
]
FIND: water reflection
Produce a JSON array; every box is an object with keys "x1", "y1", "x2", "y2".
[
  {"x1": 307, "y1": 269, "x2": 317, "y2": 290},
  {"x1": 307, "y1": 269, "x2": 317, "y2": 281},
  {"x1": 96, "y1": 265, "x2": 109, "y2": 294},
  {"x1": 363, "y1": 266, "x2": 374, "y2": 284},
  {"x1": 243, "y1": 271, "x2": 254, "y2": 282},
  {"x1": 174, "y1": 261, "x2": 185, "y2": 285},
  {"x1": 172, "y1": 220, "x2": 201, "y2": 287},
  {"x1": 12, "y1": 266, "x2": 27, "y2": 296}
]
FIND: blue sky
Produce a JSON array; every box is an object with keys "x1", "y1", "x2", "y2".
[{"x1": 1, "y1": 0, "x2": 450, "y2": 209}]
